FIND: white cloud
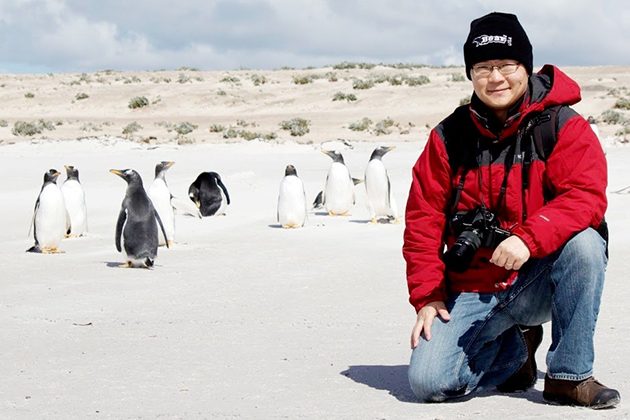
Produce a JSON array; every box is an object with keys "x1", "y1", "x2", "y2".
[{"x1": 0, "y1": 0, "x2": 627, "y2": 72}]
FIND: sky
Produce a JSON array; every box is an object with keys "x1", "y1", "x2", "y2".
[{"x1": 0, "y1": 0, "x2": 628, "y2": 73}]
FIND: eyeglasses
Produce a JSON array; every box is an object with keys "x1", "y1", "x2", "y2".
[{"x1": 471, "y1": 62, "x2": 520, "y2": 78}]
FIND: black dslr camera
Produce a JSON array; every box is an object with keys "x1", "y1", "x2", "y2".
[{"x1": 443, "y1": 207, "x2": 511, "y2": 272}]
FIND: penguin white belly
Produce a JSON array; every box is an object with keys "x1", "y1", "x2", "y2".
[
  {"x1": 278, "y1": 176, "x2": 306, "y2": 228},
  {"x1": 61, "y1": 180, "x2": 87, "y2": 236},
  {"x1": 148, "y1": 179, "x2": 175, "y2": 246},
  {"x1": 365, "y1": 161, "x2": 395, "y2": 218},
  {"x1": 36, "y1": 185, "x2": 67, "y2": 249},
  {"x1": 324, "y1": 163, "x2": 354, "y2": 215}
]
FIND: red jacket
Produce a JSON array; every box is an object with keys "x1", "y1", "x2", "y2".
[{"x1": 403, "y1": 65, "x2": 607, "y2": 312}]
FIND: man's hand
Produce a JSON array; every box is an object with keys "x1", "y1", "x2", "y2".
[
  {"x1": 410, "y1": 301, "x2": 450, "y2": 349},
  {"x1": 490, "y1": 235, "x2": 531, "y2": 271}
]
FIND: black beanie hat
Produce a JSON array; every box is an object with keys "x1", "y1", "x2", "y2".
[{"x1": 463, "y1": 12, "x2": 533, "y2": 80}]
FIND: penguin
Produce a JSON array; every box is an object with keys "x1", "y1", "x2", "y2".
[
  {"x1": 364, "y1": 145, "x2": 398, "y2": 223},
  {"x1": 61, "y1": 165, "x2": 88, "y2": 237},
  {"x1": 277, "y1": 164, "x2": 307, "y2": 228},
  {"x1": 27, "y1": 169, "x2": 68, "y2": 253},
  {"x1": 110, "y1": 169, "x2": 169, "y2": 268},
  {"x1": 188, "y1": 172, "x2": 230, "y2": 217},
  {"x1": 148, "y1": 161, "x2": 175, "y2": 247},
  {"x1": 321, "y1": 150, "x2": 356, "y2": 216}
]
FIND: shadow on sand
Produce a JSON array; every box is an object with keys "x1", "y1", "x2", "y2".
[{"x1": 341, "y1": 365, "x2": 547, "y2": 405}]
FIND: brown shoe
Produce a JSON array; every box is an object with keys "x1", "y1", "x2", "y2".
[
  {"x1": 497, "y1": 325, "x2": 543, "y2": 393},
  {"x1": 544, "y1": 375, "x2": 621, "y2": 409}
]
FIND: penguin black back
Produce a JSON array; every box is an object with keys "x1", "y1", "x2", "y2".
[
  {"x1": 64, "y1": 165, "x2": 80, "y2": 181},
  {"x1": 110, "y1": 169, "x2": 169, "y2": 267},
  {"x1": 188, "y1": 172, "x2": 230, "y2": 217}
]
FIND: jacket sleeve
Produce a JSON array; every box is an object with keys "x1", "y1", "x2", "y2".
[
  {"x1": 403, "y1": 129, "x2": 453, "y2": 312},
  {"x1": 511, "y1": 114, "x2": 607, "y2": 257}
]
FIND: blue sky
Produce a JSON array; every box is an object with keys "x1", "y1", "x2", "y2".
[{"x1": 0, "y1": 0, "x2": 628, "y2": 73}]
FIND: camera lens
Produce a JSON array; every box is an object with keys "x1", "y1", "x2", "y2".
[{"x1": 443, "y1": 230, "x2": 482, "y2": 272}]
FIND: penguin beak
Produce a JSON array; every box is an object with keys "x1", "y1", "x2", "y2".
[
  {"x1": 109, "y1": 169, "x2": 125, "y2": 178},
  {"x1": 163, "y1": 161, "x2": 175, "y2": 168},
  {"x1": 383, "y1": 145, "x2": 396, "y2": 153},
  {"x1": 51, "y1": 170, "x2": 61, "y2": 179},
  {"x1": 322, "y1": 150, "x2": 335, "y2": 159}
]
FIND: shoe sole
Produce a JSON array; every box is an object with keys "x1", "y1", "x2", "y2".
[{"x1": 543, "y1": 393, "x2": 621, "y2": 409}]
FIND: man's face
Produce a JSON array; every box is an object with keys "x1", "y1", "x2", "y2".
[{"x1": 471, "y1": 60, "x2": 529, "y2": 114}]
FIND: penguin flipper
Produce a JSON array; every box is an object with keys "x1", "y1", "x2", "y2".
[
  {"x1": 115, "y1": 207, "x2": 127, "y2": 253},
  {"x1": 216, "y1": 176, "x2": 231, "y2": 205},
  {"x1": 154, "y1": 208, "x2": 169, "y2": 248},
  {"x1": 352, "y1": 177, "x2": 364, "y2": 186},
  {"x1": 28, "y1": 195, "x2": 41, "y2": 240},
  {"x1": 312, "y1": 190, "x2": 324, "y2": 209}
]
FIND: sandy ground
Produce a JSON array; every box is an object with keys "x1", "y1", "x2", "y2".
[
  {"x1": 0, "y1": 65, "x2": 628, "y2": 146},
  {"x1": 0, "y1": 136, "x2": 629, "y2": 419}
]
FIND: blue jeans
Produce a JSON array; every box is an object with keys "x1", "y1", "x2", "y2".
[{"x1": 408, "y1": 228, "x2": 607, "y2": 402}]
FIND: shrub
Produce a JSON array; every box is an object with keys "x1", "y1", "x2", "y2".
[
  {"x1": 128, "y1": 96, "x2": 149, "y2": 109},
  {"x1": 405, "y1": 75, "x2": 430, "y2": 86},
  {"x1": 352, "y1": 79, "x2": 374, "y2": 90},
  {"x1": 217, "y1": 89, "x2": 227, "y2": 96},
  {"x1": 613, "y1": 98, "x2": 630, "y2": 110},
  {"x1": 373, "y1": 118, "x2": 395, "y2": 136},
  {"x1": 600, "y1": 110, "x2": 626, "y2": 125},
  {"x1": 459, "y1": 96, "x2": 471, "y2": 106},
  {"x1": 177, "y1": 73, "x2": 191, "y2": 84},
  {"x1": 280, "y1": 118, "x2": 310, "y2": 136},
  {"x1": 223, "y1": 128, "x2": 239, "y2": 139},
  {"x1": 348, "y1": 117, "x2": 372, "y2": 131},
  {"x1": 0, "y1": 120, "x2": 7, "y2": 127},
  {"x1": 251, "y1": 74, "x2": 268, "y2": 86},
  {"x1": 122, "y1": 122, "x2": 143, "y2": 135},
  {"x1": 220, "y1": 76, "x2": 240, "y2": 84},
  {"x1": 326, "y1": 72, "x2": 338, "y2": 82},
  {"x1": 173, "y1": 122, "x2": 197, "y2": 135},
  {"x1": 332, "y1": 62, "x2": 375, "y2": 70},
  {"x1": 24, "y1": 92, "x2": 35, "y2": 98},
  {"x1": 209, "y1": 124, "x2": 225, "y2": 133},
  {"x1": 292, "y1": 75, "x2": 313, "y2": 85},
  {"x1": 449, "y1": 73, "x2": 466, "y2": 82},
  {"x1": 75, "y1": 92, "x2": 89, "y2": 100},
  {"x1": 12, "y1": 121, "x2": 42, "y2": 136}
]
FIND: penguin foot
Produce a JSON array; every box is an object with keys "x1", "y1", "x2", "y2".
[
  {"x1": 282, "y1": 224, "x2": 300, "y2": 229},
  {"x1": 42, "y1": 247, "x2": 64, "y2": 254},
  {"x1": 369, "y1": 217, "x2": 378, "y2": 224},
  {"x1": 119, "y1": 262, "x2": 132, "y2": 268},
  {"x1": 167, "y1": 240, "x2": 175, "y2": 248},
  {"x1": 144, "y1": 258, "x2": 154, "y2": 268}
]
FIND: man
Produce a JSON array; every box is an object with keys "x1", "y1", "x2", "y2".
[{"x1": 403, "y1": 12, "x2": 620, "y2": 408}]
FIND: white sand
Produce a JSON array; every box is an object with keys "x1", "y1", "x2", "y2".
[{"x1": 0, "y1": 65, "x2": 629, "y2": 418}]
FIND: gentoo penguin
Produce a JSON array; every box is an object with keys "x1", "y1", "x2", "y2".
[
  {"x1": 188, "y1": 172, "x2": 230, "y2": 217},
  {"x1": 322, "y1": 150, "x2": 356, "y2": 216},
  {"x1": 110, "y1": 169, "x2": 169, "y2": 268},
  {"x1": 148, "y1": 161, "x2": 175, "y2": 247},
  {"x1": 365, "y1": 145, "x2": 398, "y2": 223},
  {"x1": 61, "y1": 165, "x2": 88, "y2": 237},
  {"x1": 277, "y1": 164, "x2": 307, "y2": 228},
  {"x1": 27, "y1": 169, "x2": 68, "y2": 253}
]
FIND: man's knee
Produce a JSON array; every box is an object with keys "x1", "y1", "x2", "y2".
[
  {"x1": 408, "y1": 349, "x2": 466, "y2": 402},
  {"x1": 559, "y1": 228, "x2": 606, "y2": 271}
]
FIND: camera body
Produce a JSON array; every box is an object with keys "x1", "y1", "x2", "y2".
[{"x1": 443, "y1": 206, "x2": 511, "y2": 272}]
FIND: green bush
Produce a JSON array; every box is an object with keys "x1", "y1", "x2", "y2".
[
  {"x1": 373, "y1": 118, "x2": 395, "y2": 136},
  {"x1": 405, "y1": 75, "x2": 430, "y2": 86},
  {"x1": 128, "y1": 96, "x2": 149, "y2": 109},
  {"x1": 209, "y1": 124, "x2": 225, "y2": 133},
  {"x1": 174, "y1": 122, "x2": 198, "y2": 135},
  {"x1": 292, "y1": 75, "x2": 313, "y2": 85},
  {"x1": 24, "y1": 92, "x2": 35, "y2": 98},
  {"x1": 12, "y1": 119, "x2": 58, "y2": 136},
  {"x1": 220, "y1": 76, "x2": 240, "y2": 84},
  {"x1": 75, "y1": 92, "x2": 89, "y2": 100},
  {"x1": 450, "y1": 73, "x2": 466, "y2": 82},
  {"x1": 122, "y1": 122, "x2": 143, "y2": 135},
  {"x1": 613, "y1": 98, "x2": 630, "y2": 110},
  {"x1": 251, "y1": 74, "x2": 268, "y2": 86},
  {"x1": 348, "y1": 117, "x2": 372, "y2": 131},
  {"x1": 600, "y1": 110, "x2": 626, "y2": 125},
  {"x1": 280, "y1": 118, "x2": 310, "y2": 136},
  {"x1": 352, "y1": 79, "x2": 374, "y2": 90},
  {"x1": 459, "y1": 96, "x2": 471, "y2": 106},
  {"x1": 0, "y1": 120, "x2": 8, "y2": 127}
]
